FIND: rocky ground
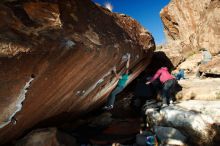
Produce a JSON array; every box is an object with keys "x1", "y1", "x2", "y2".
[
  {"x1": 177, "y1": 78, "x2": 220, "y2": 100},
  {"x1": 14, "y1": 90, "x2": 142, "y2": 146},
  {"x1": 9, "y1": 65, "x2": 220, "y2": 146}
]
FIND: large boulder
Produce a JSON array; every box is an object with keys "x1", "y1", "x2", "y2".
[
  {"x1": 196, "y1": 0, "x2": 220, "y2": 55},
  {"x1": 199, "y1": 56, "x2": 220, "y2": 75},
  {"x1": 176, "y1": 53, "x2": 220, "y2": 77},
  {"x1": 153, "y1": 126, "x2": 187, "y2": 146},
  {"x1": 178, "y1": 53, "x2": 201, "y2": 73},
  {"x1": 160, "y1": 0, "x2": 220, "y2": 67},
  {"x1": 0, "y1": 0, "x2": 155, "y2": 144},
  {"x1": 160, "y1": 0, "x2": 220, "y2": 53},
  {"x1": 176, "y1": 78, "x2": 220, "y2": 100},
  {"x1": 146, "y1": 104, "x2": 220, "y2": 145}
]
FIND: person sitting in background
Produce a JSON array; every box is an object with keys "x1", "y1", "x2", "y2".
[
  {"x1": 199, "y1": 48, "x2": 212, "y2": 65},
  {"x1": 103, "y1": 54, "x2": 130, "y2": 110},
  {"x1": 146, "y1": 67, "x2": 176, "y2": 107},
  {"x1": 174, "y1": 68, "x2": 185, "y2": 80},
  {"x1": 196, "y1": 48, "x2": 212, "y2": 77}
]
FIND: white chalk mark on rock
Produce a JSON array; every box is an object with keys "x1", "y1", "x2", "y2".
[
  {"x1": 82, "y1": 69, "x2": 113, "y2": 98},
  {"x1": 121, "y1": 53, "x2": 131, "y2": 63},
  {"x1": 0, "y1": 77, "x2": 34, "y2": 129}
]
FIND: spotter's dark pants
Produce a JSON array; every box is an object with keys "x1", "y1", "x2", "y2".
[{"x1": 162, "y1": 79, "x2": 176, "y2": 104}]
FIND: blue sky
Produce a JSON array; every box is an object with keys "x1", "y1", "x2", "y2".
[{"x1": 92, "y1": 0, "x2": 170, "y2": 44}]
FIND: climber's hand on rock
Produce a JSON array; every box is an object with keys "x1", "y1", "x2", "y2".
[
  {"x1": 113, "y1": 66, "x2": 117, "y2": 73},
  {"x1": 127, "y1": 53, "x2": 131, "y2": 59}
]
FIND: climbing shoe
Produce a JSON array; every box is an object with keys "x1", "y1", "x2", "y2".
[
  {"x1": 161, "y1": 104, "x2": 168, "y2": 108},
  {"x1": 169, "y1": 100, "x2": 174, "y2": 106},
  {"x1": 103, "y1": 105, "x2": 113, "y2": 110}
]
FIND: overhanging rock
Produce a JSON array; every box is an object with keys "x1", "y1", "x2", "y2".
[{"x1": 0, "y1": 0, "x2": 155, "y2": 144}]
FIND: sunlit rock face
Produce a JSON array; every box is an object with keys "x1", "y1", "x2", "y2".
[
  {"x1": 160, "y1": 0, "x2": 220, "y2": 66},
  {"x1": 199, "y1": 56, "x2": 220, "y2": 75},
  {"x1": 0, "y1": 0, "x2": 155, "y2": 144},
  {"x1": 176, "y1": 78, "x2": 220, "y2": 100}
]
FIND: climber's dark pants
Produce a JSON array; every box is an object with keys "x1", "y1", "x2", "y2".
[
  {"x1": 161, "y1": 79, "x2": 176, "y2": 104},
  {"x1": 106, "y1": 86, "x2": 124, "y2": 106}
]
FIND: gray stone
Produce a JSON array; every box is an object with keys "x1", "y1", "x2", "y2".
[{"x1": 154, "y1": 126, "x2": 187, "y2": 143}]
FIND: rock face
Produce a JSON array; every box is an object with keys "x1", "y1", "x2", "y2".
[
  {"x1": 16, "y1": 94, "x2": 141, "y2": 146},
  {"x1": 176, "y1": 78, "x2": 220, "y2": 100},
  {"x1": 160, "y1": 0, "x2": 220, "y2": 67},
  {"x1": 199, "y1": 56, "x2": 220, "y2": 75},
  {"x1": 0, "y1": 0, "x2": 155, "y2": 144},
  {"x1": 161, "y1": 0, "x2": 220, "y2": 54}
]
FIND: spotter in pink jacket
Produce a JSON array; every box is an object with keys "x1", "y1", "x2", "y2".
[{"x1": 149, "y1": 67, "x2": 174, "y2": 84}]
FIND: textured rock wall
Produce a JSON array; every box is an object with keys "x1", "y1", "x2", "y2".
[
  {"x1": 0, "y1": 0, "x2": 155, "y2": 144},
  {"x1": 160, "y1": 0, "x2": 220, "y2": 66}
]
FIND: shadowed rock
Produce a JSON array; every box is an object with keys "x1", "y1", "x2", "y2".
[{"x1": 16, "y1": 128, "x2": 77, "y2": 146}]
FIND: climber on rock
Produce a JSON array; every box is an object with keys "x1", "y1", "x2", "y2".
[
  {"x1": 174, "y1": 68, "x2": 185, "y2": 80},
  {"x1": 146, "y1": 67, "x2": 176, "y2": 107},
  {"x1": 103, "y1": 54, "x2": 131, "y2": 110}
]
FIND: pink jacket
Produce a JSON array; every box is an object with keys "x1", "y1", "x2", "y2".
[{"x1": 149, "y1": 67, "x2": 174, "y2": 83}]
